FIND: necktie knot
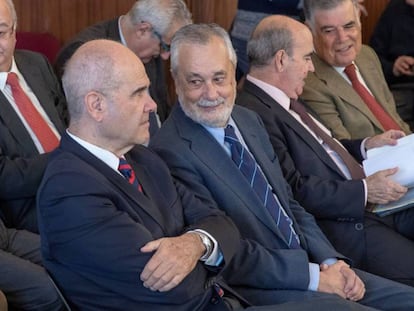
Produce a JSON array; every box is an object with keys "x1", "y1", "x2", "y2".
[
  {"x1": 118, "y1": 157, "x2": 143, "y2": 192},
  {"x1": 224, "y1": 125, "x2": 238, "y2": 144},
  {"x1": 344, "y1": 63, "x2": 358, "y2": 82},
  {"x1": 6, "y1": 72, "x2": 19, "y2": 88}
]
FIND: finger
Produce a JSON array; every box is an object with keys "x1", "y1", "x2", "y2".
[
  {"x1": 140, "y1": 239, "x2": 162, "y2": 253},
  {"x1": 142, "y1": 260, "x2": 174, "y2": 289},
  {"x1": 158, "y1": 274, "x2": 185, "y2": 292}
]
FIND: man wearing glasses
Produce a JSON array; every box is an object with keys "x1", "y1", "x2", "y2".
[
  {"x1": 0, "y1": 0, "x2": 67, "y2": 309},
  {"x1": 55, "y1": 0, "x2": 192, "y2": 133}
]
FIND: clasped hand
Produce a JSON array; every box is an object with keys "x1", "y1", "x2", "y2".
[{"x1": 318, "y1": 260, "x2": 365, "y2": 301}]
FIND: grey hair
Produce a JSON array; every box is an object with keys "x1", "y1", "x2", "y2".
[
  {"x1": 247, "y1": 23, "x2": 294, "y2": 68},
  {"x1": 5, "y1": 0, "x2": 17, "y2": 30},
  {"x1": 170, "y1": 23, "x2": 237, "y2": 75},
  {"x1": 127, "y1": 0, "x2": 192, "y2": 36},
  {"x1": 303, "y1": 0, "x2": 359, "y2": 29},
  {"x1": 62, "y1": 41, "x2": 123, "y2": 121}
]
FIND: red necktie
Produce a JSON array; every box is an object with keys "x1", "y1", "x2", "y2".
[
  {"x1": 290, "y1": 99, "x2": 365, "y2": 180},
  {"x1": 7, "y1": 72, "x2": 59, "y2": 152},
  {"x1": 344, "y1": 64, "x2": 401, "y2": 131},
  {"x1": 118, "y1": 157, "x2": 143, "y2": 192}
]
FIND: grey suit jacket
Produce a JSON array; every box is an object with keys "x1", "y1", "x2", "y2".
[
  {"x1": 302, "y1": 45, "x2": 410, "y2": 140},
  {"x1": 0, "y1": 50, "x2": 67, "y2": 232},
  {"x1": 150, "y1": 104, "x2": 345, "y2": 292}
]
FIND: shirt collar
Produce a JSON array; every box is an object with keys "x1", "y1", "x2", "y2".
[
  {"x1": 67, "y1": 130, "x2": 121, "y2": 172},
  {"x1": 246, "y1": 74, "x2": 291, "y2": 111},
  {"x1": 0, "y1": 58, "x2": 20, "y2": 90}
]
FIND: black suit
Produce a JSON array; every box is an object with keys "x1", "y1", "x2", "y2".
[
  {"x1": 150, "y1": 104, "x2": 414, "y2": 310},
  {"x1": 54, "y1": 17, "x2": 170, "y2": 123},
  {"x1": 0, "y1": 50, "x2": 67, "y2": 232},
  {"x1": 237, "y1": 79, "x2": 414, "y2": 285},
  {"x1": 37, "y1": 133, "x2": 334, "y2": 311}
]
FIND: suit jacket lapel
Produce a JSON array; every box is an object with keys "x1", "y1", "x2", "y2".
[
  {"x1": 311, "y1": 53, "x2": 383, "y2": 130},
  {"x1": 61, "y1": 134, "x2": 165, "y2": 228},
  {"x1": 174, "y1": 106, "x2": 280, "y2": 234},
  {"x1": 243, "y1": 81, "x2": 346, "y2": 179}
]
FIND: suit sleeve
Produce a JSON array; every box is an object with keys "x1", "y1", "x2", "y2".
[
  {"x1": 151, "y1": 145, "x2": 315, "y2": 290},
  {"x1": 37, "y1": 156, "x2": 214, "y2": 305}
]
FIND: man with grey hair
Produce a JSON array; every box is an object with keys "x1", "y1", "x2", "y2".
[
  {"x1": 301, "y1": 0, "x2": 410, "y2": 140},
  {"x1": 55, "y1": 0, "x2": 192, "y2": 129},
  {"x1": 237, "y1": 13, "x2": 414, "y2": 287},
  {"x1": 39, "y1": 38, "x2": 333, "y2": 311},
  {"x1": 151, "y1": 22, "x2": 414, "y2": 310}
]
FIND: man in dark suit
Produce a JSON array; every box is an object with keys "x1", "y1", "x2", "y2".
[
  {"x1": 55, "y1": 0, "x2": 192, "y2": 128},
  {"x1": 150, "y1": 23, "x2": 414, "y2": 310},
  {"x1": 0, "y1": 0, "x2": 67, "y2": 309},
  {"x1": 301, "y1": 0, "x2": 410, "y2": 140},
  {"x1": 237, "y1": 14, "x2": 414, "y2": 286},
  {"x1": 37, "y1": 38, "x2": 337, "y2": 311}
]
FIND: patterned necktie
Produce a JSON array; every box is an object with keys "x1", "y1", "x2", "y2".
[
  {"x1": 344, "y1": 64, "x2": 401, "y2": 131},
  {"x1": 7, "y1": 72, "x2": 59, "y2": 152},
  {"x1": 290, "y1": 99, "x2": 365, "y2": 180},
  {"x1": 118, "y1": 157, "x2": 143, "y2": 192},
  {"x1": 224, "y1": 125, "x2": 300, "y2": 249}
]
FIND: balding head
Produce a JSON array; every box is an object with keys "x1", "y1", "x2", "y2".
[
  {"x1": 247, "y1": 15, "x2": 314, "y2": 99},
  {"x1": 63, "y1": 39, "x2": 156, "y2": 154},
  {"x1": 248, "y1": 15, "x2": 309, "y2": 68}
]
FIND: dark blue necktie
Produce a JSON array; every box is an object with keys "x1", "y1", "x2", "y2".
[
  {"x1": 224, "y1": 125, "x2": 300, "y2": 249},
  {"x1": 118, "y1": 157, "x2": 143, "y2": 192}
]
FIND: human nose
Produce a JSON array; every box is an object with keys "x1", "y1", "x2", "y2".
[
  {"x1": 145, "y1": 95, "x2": 158, "y2": 113},
  {"x1": 308, "y1": 60, "x2": 315, "y2": 73},
  {"x1": 336, "y1": 27, "x2": 348, "y2": 42},
  {"x1": 203, "y1": 81, "x2": 219, "y2": 100},
  {"x1": 160, "y1": 50, "x2": 170, "y2": 60}
]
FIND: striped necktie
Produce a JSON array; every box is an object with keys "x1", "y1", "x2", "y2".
[
  {"x1": 118, "y1": 157, "x2": 143, "y2": 192},
  {"x1": 224, "y1": 125, "x2": 300, "y2": 248}
]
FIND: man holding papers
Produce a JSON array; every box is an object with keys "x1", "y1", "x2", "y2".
[{"x1": 237, "y1": 14, "x2": 414, "y2": 286}]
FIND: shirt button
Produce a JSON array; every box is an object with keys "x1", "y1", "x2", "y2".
[{"x1": 355, "y1": 223, "x2": 364, "y2": 230}]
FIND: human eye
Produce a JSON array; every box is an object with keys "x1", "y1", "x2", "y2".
[
  {"x1": 321, "y1": 27, "x2": 335, "y2": 35},
  {"x1": 0, "y1": 31, "x2": 6, "y2": 39},
  {"x1": 187, "y1": 78, "x2": 203, "y2": 89},
  {"x1": 213, "y1": 75, "x2": 226, "y2": 84},
  {"x1": 343, "y1": 22, "x2": 356, "y2": 30}
]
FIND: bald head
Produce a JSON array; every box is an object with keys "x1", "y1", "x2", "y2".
[
  {"x1": 63, "y1": 39, "x2": 156, "y2": 154},
  {"x1": 248, "y1": 15, "x2": 310, "y2": 68},
  {"x1": 62, "y1": 39, "x2": 146, "y2": 123}
]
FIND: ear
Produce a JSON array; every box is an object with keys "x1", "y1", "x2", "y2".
[
  {"x1": 274, "y1": 49, "x2": 288, "y2": 72},
  {"x1": 135, "y1": 21, "x2": 152, "y2": 38},
  {"x1": 85, "y1": 91, "x2": 106, "y2": 122}
]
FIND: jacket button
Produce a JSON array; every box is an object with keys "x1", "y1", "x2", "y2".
[{"x1": 355, "y1": 223, "x2": 364, "y2": 230}]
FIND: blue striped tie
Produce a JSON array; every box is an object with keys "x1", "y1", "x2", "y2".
[{"x1": 224, "y1": 125, "x2": 300, "y2": 249}]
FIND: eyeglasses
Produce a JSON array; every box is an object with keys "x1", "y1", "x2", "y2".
[
  {"x1": 0, "y1": 25, "x2": 14, "y2": 40},
  {"x1": 152, "y1": 30, "x2": 171, "y2": 53}
]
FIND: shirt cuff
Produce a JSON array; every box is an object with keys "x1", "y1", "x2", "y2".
[
  {"x1": 190, "y1": 229, "x2": 223, "y2": 266},
  {"x1": 308, "y1": 258, "x2": 338, "y2": 291}
]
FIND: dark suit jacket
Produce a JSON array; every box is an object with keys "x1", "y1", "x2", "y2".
[
  {"x1": 37, "y1": 133, "x2": 241, "y2": 311},
  {"x1": 0, "y1": 50, "x2": 67, "y2": 232},
  {"x1": 54, "y1": 17, "x2": 170, "y2": 122},
  {"x1": 237, "y1": 80, "x2": 376, "y2": 266},
  {"x1": 302, "y1": 45, "x2": 410, "y2": 140},
  {"x1": 150, "y1": 105, "x2": 345, "y2": 292}
]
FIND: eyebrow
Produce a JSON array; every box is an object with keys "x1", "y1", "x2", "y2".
[{"x1": 131, "y1": 85, "x2": 148, "y2": 96}]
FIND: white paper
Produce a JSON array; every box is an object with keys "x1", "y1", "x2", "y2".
[{"x1": 363, "y1": 133, "x2": 414, "y2": 187}]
